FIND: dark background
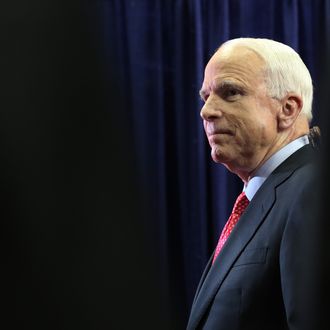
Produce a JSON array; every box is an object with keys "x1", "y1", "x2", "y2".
[{"x1": 1, "y1": 0, "x2": 330, "y2": 329}]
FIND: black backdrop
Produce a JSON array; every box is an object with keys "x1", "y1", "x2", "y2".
[{"x1": 1, "y1": 1, "x2": 330, "y2": 329}]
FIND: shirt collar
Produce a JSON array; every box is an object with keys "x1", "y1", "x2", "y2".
[{"x1": 243, "y1": 135, "x2": 309, "y2": 201}]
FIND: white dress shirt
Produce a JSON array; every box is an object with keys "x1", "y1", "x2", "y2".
[{"x1": 243, "y1": 135, "x2": 310, "y2": 201}]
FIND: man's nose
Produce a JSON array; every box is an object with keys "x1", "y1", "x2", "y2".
[{"x1": 200, "y1": 99, "x2": 221, "y2": 121}]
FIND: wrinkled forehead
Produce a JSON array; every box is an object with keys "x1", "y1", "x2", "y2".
[{"x1": 204, "y1": 44, "x2": 266, "y2": 83}]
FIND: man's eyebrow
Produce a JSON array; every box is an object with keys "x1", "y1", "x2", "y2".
[
  {"x1": 199, "y1": 81, "x2": 241, "y2": 98},
  {"x1": 214, "y1": 80, "x2": 246, "y2": 92},
  {"x1": 215, "y1": 80, "x2": 240, "y2": 88}
]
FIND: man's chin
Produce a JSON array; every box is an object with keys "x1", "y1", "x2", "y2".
[{"x1": 211, "y1": 148, "x2": 226, "y2": 164}]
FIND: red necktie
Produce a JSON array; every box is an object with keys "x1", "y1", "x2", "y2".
[{"x1": 212, "y1": 192, "x2": 249, "y2": 264}]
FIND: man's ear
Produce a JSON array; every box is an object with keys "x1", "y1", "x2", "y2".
[{"x1": 278, "y1": 94, "x2": 303, "y2": 130}]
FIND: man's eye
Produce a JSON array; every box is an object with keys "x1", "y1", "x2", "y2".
[
  {"x1": 222, "y1": 87, "x2": 242, "y2": 100},
  {"x1": 228, "y1": 89, "x2": 239, "y2": 96}
]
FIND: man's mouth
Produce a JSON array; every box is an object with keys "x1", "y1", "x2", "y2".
[{"x1": 207, "y1": 129, "x2": 233, "y2": 137}]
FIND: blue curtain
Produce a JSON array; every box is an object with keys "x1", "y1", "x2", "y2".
[{"x1": 95, "y1": 0, "x2": 330, "y2": 327}]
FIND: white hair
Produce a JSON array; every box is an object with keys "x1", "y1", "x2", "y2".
[{"x1": 222, "y1": 38, "x2": 313, "y2": 122}]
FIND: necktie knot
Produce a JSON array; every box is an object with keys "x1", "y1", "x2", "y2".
[{"x1": 232, "y1": 192, "x2": 249, "y2": 217}]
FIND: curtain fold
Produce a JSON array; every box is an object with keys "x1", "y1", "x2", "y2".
[{"x1": 97, "y1": 1, "x2": 330, "y2": 327}]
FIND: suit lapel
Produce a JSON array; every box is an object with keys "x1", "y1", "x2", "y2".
[
  {"x1": 188, "y1": 185, "x2": 276, "y2": 329},
  {"x1": 187, "y1": 145, "x2": 314, "y2": 329},
  {"x1": 191, "y1": 249, "x2": 216, "y2": 307}
]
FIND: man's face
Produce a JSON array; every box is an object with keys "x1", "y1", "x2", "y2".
[{"x1": 200, "y1": 45, "x2": 281, "y2": 180}]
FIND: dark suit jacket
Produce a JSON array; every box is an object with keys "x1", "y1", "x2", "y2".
[{"x1": 187, "y1": 145, "x2": 318, "y2": 330}]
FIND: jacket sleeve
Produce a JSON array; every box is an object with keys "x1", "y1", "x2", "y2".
[{"x1": 279, "y1": 166, "x2": 321, "y2": 330}]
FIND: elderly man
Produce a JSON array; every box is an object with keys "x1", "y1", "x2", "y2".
[{"x1": 187, "y1": 38, "x2": 318, "y2": 329}]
